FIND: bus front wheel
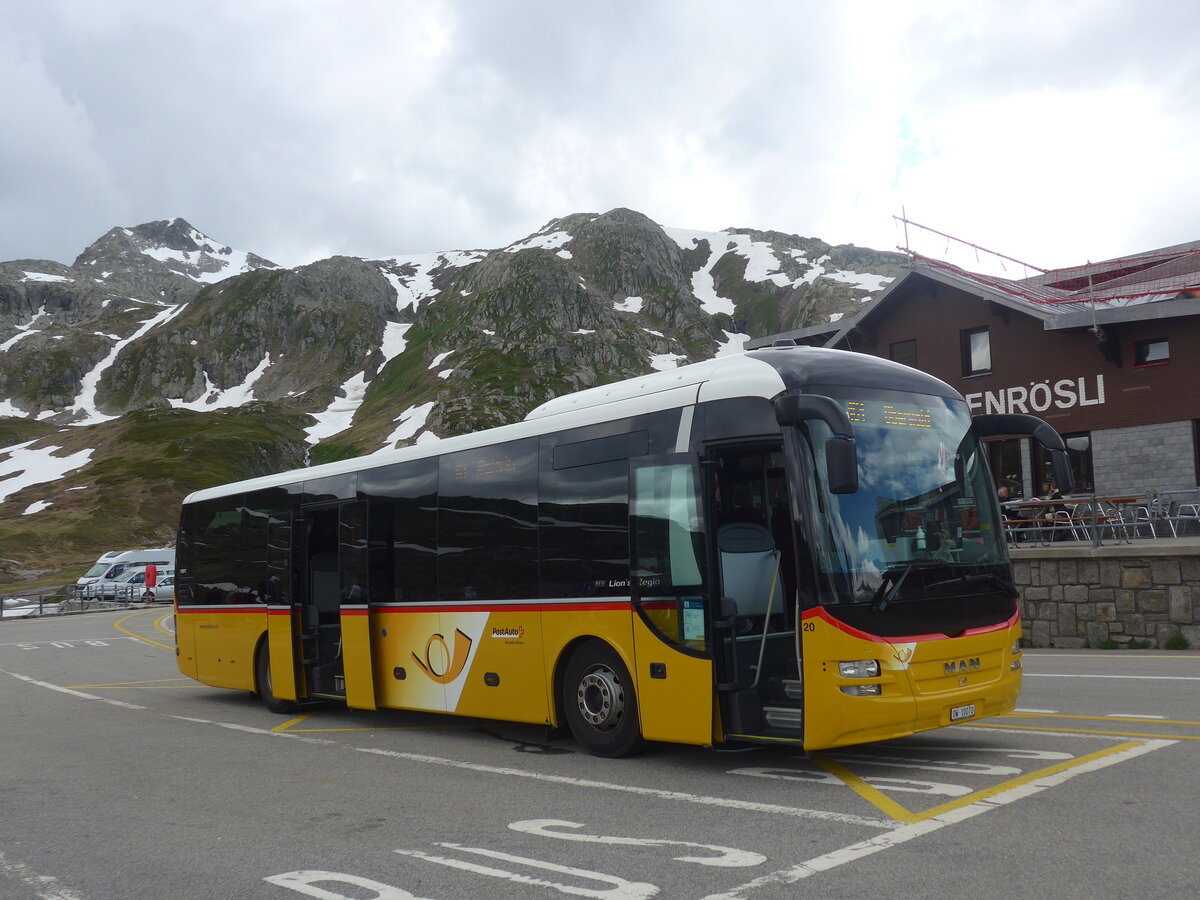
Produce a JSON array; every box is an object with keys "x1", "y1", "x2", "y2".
[
  {"x1": 255, "y1": 643, "x2": 297, "y2": 714},
  {"x1": 562, "y1": 640, "x2": 644, "y2": 758}
]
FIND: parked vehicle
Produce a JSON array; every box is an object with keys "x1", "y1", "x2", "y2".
[
  {"x1": 77, "y1": 549, "x2": 175, "y2": 599},
  {"x1": 111, "y1": 567, "x2": 175, "y2": 603},
  {"x1": 141, "y1": 574, "x2": 175, "y2": 604}
]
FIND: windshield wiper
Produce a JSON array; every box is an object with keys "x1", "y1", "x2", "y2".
[
  {"x1": 925, "y1": 572, "x2": 1019, "y2": 599},
  {"x1": 870, "y1": 560, "x2": 947, "y2": 613}
]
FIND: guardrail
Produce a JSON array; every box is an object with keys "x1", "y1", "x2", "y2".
[
  {"x1": 1003, "y1": 491, "x2": 1200, "y2": 548},
  {"x1": 0, "y1": 590, "x2": 164, "y2": 621}
]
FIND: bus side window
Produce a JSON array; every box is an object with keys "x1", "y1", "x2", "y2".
[{"x1": 438, "y1": 439, "x2": 539, "y2": 602}]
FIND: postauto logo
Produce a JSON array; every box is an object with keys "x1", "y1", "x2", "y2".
[{"x1": 412, "y1": 629, "x2": 473, "y2": 685}]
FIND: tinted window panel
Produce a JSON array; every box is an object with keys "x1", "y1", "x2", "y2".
[
  {"x1": 339, "y1": 501, "x2": 369, "y2": 604},
  {"x1": 439, "y1": 439, "x2": 538, "y2": 601},
  {"x1": 245, "y1": 487, "x2": 295, "y2": 605},
  {"x1": 701, "y1": 398, "x2": 779, "y2": 441},
  {"x1": 540, "y1": 450, "x2": 630, "y2": 598},
  {"x1": 553, "y1": 430, "x2": 648, "y2": 470},
  {"x1": 359, "y1": 459, "x2": 438, "y2": 603},
  {"x1": 189, "y1": 496, "x2": 245, "y2": 604},
  {"x1": 304, "y1": 473, "x2": 357, "y2": 503}
]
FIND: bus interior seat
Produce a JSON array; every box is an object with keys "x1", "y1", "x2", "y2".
[{"x1": 718, "y1": 523, "x2": 784, "y2": 629}]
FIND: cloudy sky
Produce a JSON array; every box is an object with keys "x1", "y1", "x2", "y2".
[{"x1": 2, "y1": 0, "x2": 1197, "y2": 276}]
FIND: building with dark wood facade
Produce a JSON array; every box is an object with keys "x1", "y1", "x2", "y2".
[{"x1": 748, "y1": 242, "x2": 1200, "y2": 499}]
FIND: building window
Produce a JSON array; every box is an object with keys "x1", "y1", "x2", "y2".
[
  {"x1": 1194, "y1": 421, "x2": 1200, "y2": 487},
  {"x1": 987, "y1": 439, "x2": 1023, "y2": 500},
  {"x1": 1134, "y1": 338, "x2": 1169, "y2": 368},
  {"x1": 1031, "y1": 431, "x2": 1092, "y2": 495},
  {"x1": 961, "y1": 327, "x2": 991, "y2": 377},
  {"x1": 889, "y1": 339, "x2": 917, "y2": 368}
]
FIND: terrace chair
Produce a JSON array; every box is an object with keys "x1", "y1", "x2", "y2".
[
  {"x1": 1152, "y1": 497, "x2": 1178, "y2": 538},
  {"x1": 1103, "y1": 503, "x2": 1135, "y2": 543},
  {"x1": 1175, "y1": 501, "x2": 1200, "y2": 536},
  {"x1": 1053, "y1": 509, "x2": 1083, "y2": 542},
  {"x1": 1127, "y1": 503, "x2": 1157, "y2": 539},
  {"x1": 1001, "y1": 513, "x2": 1023, "y2": 546}
]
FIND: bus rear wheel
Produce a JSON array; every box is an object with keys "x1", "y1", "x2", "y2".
[
  {"x1": 562, "y1": 639, "x2": 644, "y2": 758},
  {"x1": 255, "y1": 643, "x2": 297, "y2": 714}
]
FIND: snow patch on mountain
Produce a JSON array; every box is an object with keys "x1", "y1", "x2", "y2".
[
  {"x1": 506, "y1": 230, "x2": 573, "y2": 258},
  {"x1": 0, "y1": 306, "x2": 49, "y2": 351},
  {"x1": 380, "y1": 322, "x2": 411, "y2": 363},
  {"x1": 824, "y1": 268, "x2": 893, "y2": 292},
  {"x1": 716, "y1": 330, "x2": 750, "y2": 356},
  {"x1": 0, "y1": 441, "x2": 94, "y2": 504},
  {"x1": 305, "y1": 372, "x2": 370, "y2": 445},
  {"x1": 21, "y1": 271, "x2": 72, "y2": 284},
  {"x1": 170, "y1": 353, "x2": 274, "y2": 412},
  {"x1": 132, "y1": 220, "x2": 279, "y2": 284},
  {"x1": 384, "y1": 401, "x2": 437, "y2": 448},
  {"x1": 68, "y1": 304, "x2": 187, "y2": 425},
  {"x1": 649, "y1": 353, "x2": 686, "y2": 371},
  {"x1": 665, "y1": 227, "x2": 895, "y2": 306},
  {"x1": 379, "y1": 251, "x2": 485, "y2": 315},
  {"x1": 663, "y1": 228, "x2": 738, "y2": 315}
]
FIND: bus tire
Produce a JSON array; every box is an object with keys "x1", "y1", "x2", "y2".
[
  {"x1": 255, "y1": 643, "x2": 297, "y2": 714},
  {"x1": 562, "y1": 639, "x2": 644, "y2": 758}
]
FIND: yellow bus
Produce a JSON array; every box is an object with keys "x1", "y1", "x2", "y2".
[{"x1": 173, "y1": 346, "x2": 1072, "y2": 756}]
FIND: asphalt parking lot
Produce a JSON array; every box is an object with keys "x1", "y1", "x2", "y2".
[{"x1": 1, "y1": 609, "x2": 1197, "y2": 899}]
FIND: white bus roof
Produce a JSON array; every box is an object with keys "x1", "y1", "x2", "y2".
[{"x1": 183, "y1": 353, "x2": 788, "y2": 505}]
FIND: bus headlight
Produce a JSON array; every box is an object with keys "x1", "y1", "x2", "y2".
[
  {"x1": 838, "y1": 659, "x2": 880, "y2": 679},
  {"x1": 1011, "y1": 639, "x2": 1022, "y2": 671},
  {"x1": 840, "y1": 684, "x2": 882, "y2": 696}
]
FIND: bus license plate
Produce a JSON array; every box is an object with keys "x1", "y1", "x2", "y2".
[{"x1": 950, "y1": 703, "x2": 976, "y2": 722}]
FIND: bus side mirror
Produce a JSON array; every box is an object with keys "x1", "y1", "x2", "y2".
[
  {"x1": 1047, "y1": 448, "x2": 1074, "y2": 496},
  {"x1": 825, "y1": 436, "x2": 858, "y2": 495},
  {"x1": 774, "y1": 393, "x2": 859, "y2": 494},
  {"x1": 973, "y1": 413, "x2": 1075, "y2": 494}
]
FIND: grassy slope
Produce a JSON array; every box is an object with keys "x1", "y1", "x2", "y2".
[{"x1": 0, "y1": 405, "x2": 310, "y2": 593}]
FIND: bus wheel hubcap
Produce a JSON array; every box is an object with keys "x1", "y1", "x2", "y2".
[{"x1": 577, "y1": 666, "x2": 623, "y2": 729}]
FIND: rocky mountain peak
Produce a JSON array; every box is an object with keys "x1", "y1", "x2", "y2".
[{"x1": 73, "y1": 217, "x2": 280, "y2": 300}]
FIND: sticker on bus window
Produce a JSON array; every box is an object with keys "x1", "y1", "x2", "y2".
[{"x1": 683, "y1": 598, "x2": 705, "y2": 642}]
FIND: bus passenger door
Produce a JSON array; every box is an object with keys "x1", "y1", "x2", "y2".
[
  {"x1": 629, "y1": 456, "x2": 714, "y2": 746},
  {"x1": 337, "y1": 500, "x2": 376, "y2": 709},
  {"x1": 292, "y1": 501, "x2": 375, "y2": 707},
  {"x1": 707, "y1": 445, "x2": 804, "y2": 741}
]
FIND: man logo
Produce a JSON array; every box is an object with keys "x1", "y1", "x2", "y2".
[
  {"x1": 944, "y1": 657, "x2": 981, "y2": 675},
  {"x1": 412, "y1": 628, "x2": 473, "y2": 684}
]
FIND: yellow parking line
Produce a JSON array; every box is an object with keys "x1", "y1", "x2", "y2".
[
  {"x1": 271, "y1": 710, "x2": 474, "y2": 733},
  {"x1": 272, "y1": 713, "x2": 313, "y2": 732},
  {"x1": 910, "y1": 741, "x2": 1145, "y2": 823},
  {"x1": 967, "y1": 721, "x2": 1200, "y2": 741},
  {"x1": 812, "y1": 754, "x2": 916, "y2": 822},
  {"x1": 113, "y1": 609, "x2": 174, "y2": 650},
  {"x1": 815, "y1": 740, "x2": 1147, "y2": 823},
  {"x1": 1002, "y1": 711, "x2": 1200, "y2": 727},
  {"x1": 154, "y1": 612, "x2": 175, "y2": 637},
  {"x1": 282, "y1": 724, "x2": 478, "y2": 733},
  {"x1": 67, "y1": 678, "x2": 191, "y2": 689}
]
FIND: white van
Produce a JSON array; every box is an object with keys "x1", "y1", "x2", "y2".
[{"x1": 76, "y1": 548, "x2": 176, "y2": 598}]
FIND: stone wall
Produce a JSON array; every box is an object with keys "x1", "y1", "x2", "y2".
[
  {"x1": 1013, "y1": 548, "x2": 1200, "y2": 648},
  {"x1": 1090, "y1": 419, "x2": 1196, "y2": 495}
]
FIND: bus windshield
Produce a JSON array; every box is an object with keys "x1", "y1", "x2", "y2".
[{"x1": 805, "y1": 385, "x2": 1007, "y2": 605}]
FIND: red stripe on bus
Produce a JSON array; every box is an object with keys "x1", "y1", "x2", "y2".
[
  {"x1": 802, "y1": 606, "x2": 1018, "y2": 644},
  {"x1": 374, "y1": 602, "x2": 638, "y2": 619},
  {"x1": 177, "y1": 606, "x2": 267, "y2": 614}
]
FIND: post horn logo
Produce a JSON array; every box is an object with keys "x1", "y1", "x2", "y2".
[{"x1": 412, "y1": 628, "x2": 473, "y2": 684}]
